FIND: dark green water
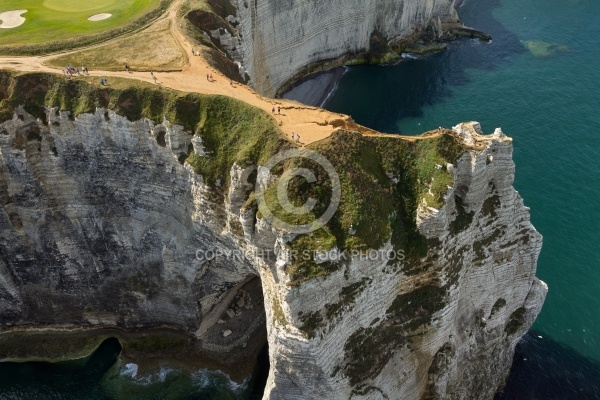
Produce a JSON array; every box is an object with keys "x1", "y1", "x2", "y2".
[
  {"x1": 325, "y1": 0, "x2": 600, "y2": 397},
  {"x1": 0, "y1": 338, "x2": 267, "y2": 399},
  {"x1": 1, "y1": 0, "x2": 599, "y2": 398}
]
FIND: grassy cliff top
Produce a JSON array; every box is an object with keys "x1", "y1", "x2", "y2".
[
  {"x1": 277, "y1": 130, "x2": 466, "y2": 285},
  {"x1": 0, "y1": 71, "x2": 468, "y2": 287},
  {"x1": 0, "y1": 71, "x2": 289, "y2": 184}
]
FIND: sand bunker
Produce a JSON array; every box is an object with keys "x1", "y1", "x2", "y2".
[
  {"x1": 0, "y1": 10, "x2": 27, "y2": 29},
  {"x1": 88, "y1": 13, "x2": 112, "y2": 22}
]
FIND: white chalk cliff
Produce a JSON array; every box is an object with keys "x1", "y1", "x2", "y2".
[
  {"x1": 0, "y1": 99, "x2": 546, "y2": 399},
  {"x1": 226, "y1": 0, "x2": 459, "y2": 96},
  {"x1": 242, "y1": 123, "x2": 547, "y2": 399}
]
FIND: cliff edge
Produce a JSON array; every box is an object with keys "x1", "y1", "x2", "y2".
[
  {"x1": 0, "y1": 73, "x2": 546, "y2": 398},
  {"x1": 194, "y1": 0, "x2": 460, "y2": 96}
]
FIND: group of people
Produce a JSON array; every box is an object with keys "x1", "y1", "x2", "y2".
[
  {"x1": 272, "y1": 106, "x2": 281, "y2": 114},
  {"x1": 62, "y1": 65, "x2": 88, "y2": 79}
]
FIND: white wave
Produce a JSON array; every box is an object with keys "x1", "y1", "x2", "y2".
[
  {"x1": 191, "y1": 368, "x2": 250, "y2": 392},
  {"x1": 319, "y1": 66, "x2": 348, "y2": 108},
  {"x1": 119, "y1": 364, "x2": 177, "y2": 385},
  {"x1": 121, "y1": 363, "x2": 139, "y2": 378}
]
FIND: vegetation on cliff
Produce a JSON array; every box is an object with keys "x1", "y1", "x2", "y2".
[
  {"x1": 0, "y1": 71, "x2": 467, "y2": 289},
  {"x1": 0, "y1": 71, "x2": 288, "y2": 189},
  {"x1": 280, "y1": 130, "x2": 466, "y2": 286}
]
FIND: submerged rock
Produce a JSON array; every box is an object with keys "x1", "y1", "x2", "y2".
[{"x1": 523, "y1": 40, "x2": 570, "y2": 57}]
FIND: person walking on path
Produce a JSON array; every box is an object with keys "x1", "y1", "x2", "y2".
[{"x1": 278, "y1": 106, "x2": 281, "y2": 114}]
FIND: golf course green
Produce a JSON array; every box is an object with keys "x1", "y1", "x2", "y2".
[{"x1": 0, "y1": 0, "x2": 163, "y2": 49}]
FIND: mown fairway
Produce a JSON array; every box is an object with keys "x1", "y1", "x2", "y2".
[{"x1": 0, "y1": 0, "x2": 162, "y2": 47}]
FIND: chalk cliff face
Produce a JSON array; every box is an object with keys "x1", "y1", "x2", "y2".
[
  {"x1": 226, "y1": 0, "x2": 459, "y2": 96},
  {"x1": 0, "y1": 74, "x2": 546, "y2": 398},
  {"x1": 249, "y1": 123, "x2": 547, "y2": 399},
  {"x1": 0, "y1": 104, "x2": 269, "y2": 372}
]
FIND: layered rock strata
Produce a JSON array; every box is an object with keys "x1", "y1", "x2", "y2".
[
  {"x1": 224, "y1": 0, "x2": 459, "y2": 96},
  {"x1": 0, "y1": 98, "x2": 545, "y2": 399},
  {"x1": 244, "y1": 122, "x2": 546, "y2": 399},
  {"x1": 0, "y1": 106, "x2": 267, "y2": 374}
]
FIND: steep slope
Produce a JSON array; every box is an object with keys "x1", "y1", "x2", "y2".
[
  {"x1": 191, "y1": 0, "x2": 460, "y2": 96},
  {"x1": 247, "y1": 124, "x2": 546, "y2": 399},
  {"x1": 0, "y1": 73, "x2": 545, "y2": 398}
]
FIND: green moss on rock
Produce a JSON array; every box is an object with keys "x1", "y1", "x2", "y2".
[
  {"x1": 505, "y1": 307, "x2": 527, "y2": 335},
  {"x1": 342, "y1": 284, "x2": 448, "y2": 385},
  {"x1": 0, "y1": 71, "x2": 287, "y2": 190}
]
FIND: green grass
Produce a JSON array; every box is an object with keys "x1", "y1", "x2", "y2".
[
  {"x1": 46, "y1": 18, "x2": 184, "y2": 72},
  {"x1": 270, "y1": 130, "x2": 467, "y2": 286},
  {"x1": 185, "y1": 95, "x2": 290, "y2": 187},
  {"x1": 0, "y1": 71, "x2": 470, "y2": 289},
  {"x1": 0, "y1": 0, "x2": 166, "y2": 53},
  {"x1": 0, "y1": 71, "x2": 287, "y2": 184}
]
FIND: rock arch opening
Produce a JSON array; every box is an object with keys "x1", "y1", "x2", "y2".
[{"x1": 196, "y1": 275, "x2": 269, "y2": 395}]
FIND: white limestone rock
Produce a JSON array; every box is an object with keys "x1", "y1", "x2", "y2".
[
  {"x1": 0, "y1": 107, "x2": 545, "y2": 400},
  {"x1": 228, "y1": 0, "x2": 459, "y2": 96}
]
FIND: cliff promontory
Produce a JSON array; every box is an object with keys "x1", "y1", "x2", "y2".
[{"x1": 0, "y1": 72, "x2": 546, "y2": 398}]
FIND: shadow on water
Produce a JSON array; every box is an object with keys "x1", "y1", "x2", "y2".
[
  {"x1": 248, "y1": 343, "x2": 270, "y2": 399},
  {"x1": 0, "y1": 337, "x2": 121, "y2": 399},
  {"x1": 323, "y1": 0, "x2": 526, "y2": 133},
  {"x1": 496, "y1": 331, "x2": 600, "y2": 400},
  {"x1": 0, "y1": 337, "x2": 270, "y2": 399}
]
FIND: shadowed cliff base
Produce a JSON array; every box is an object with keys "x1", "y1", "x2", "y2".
[
  {"x1": 0, "y1": 323, "x2": 267, "y2": 383},
  {"x1": 0, "y1": 336, "x2": 270, "y2": 399},
  {"x1": 282, "y1": 67, "x2": 347, "y2": 108}
]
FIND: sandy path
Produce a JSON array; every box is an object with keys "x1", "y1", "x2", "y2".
[{"x1": 0, "y1": 0, "x2": 423, "y2": 145}]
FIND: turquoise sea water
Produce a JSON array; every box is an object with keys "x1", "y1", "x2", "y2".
[
  {"x1": 325, "y1": 0, "x2": 600, "y2": 397},
  {"x1": 1, "y1": 0, "x2": 599, "y2": 398}
]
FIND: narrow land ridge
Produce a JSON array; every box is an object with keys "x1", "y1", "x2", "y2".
[{"x1": 0, "y1": 0, "x2": 446, "y2": 145}]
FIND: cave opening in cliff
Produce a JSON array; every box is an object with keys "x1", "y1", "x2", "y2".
[
  {"x1": 239, "y1": 276, "x2": 270, "y2": 397},
  {"x1": 199, "y1": 275, "x2": 270, "y2": 395}
]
